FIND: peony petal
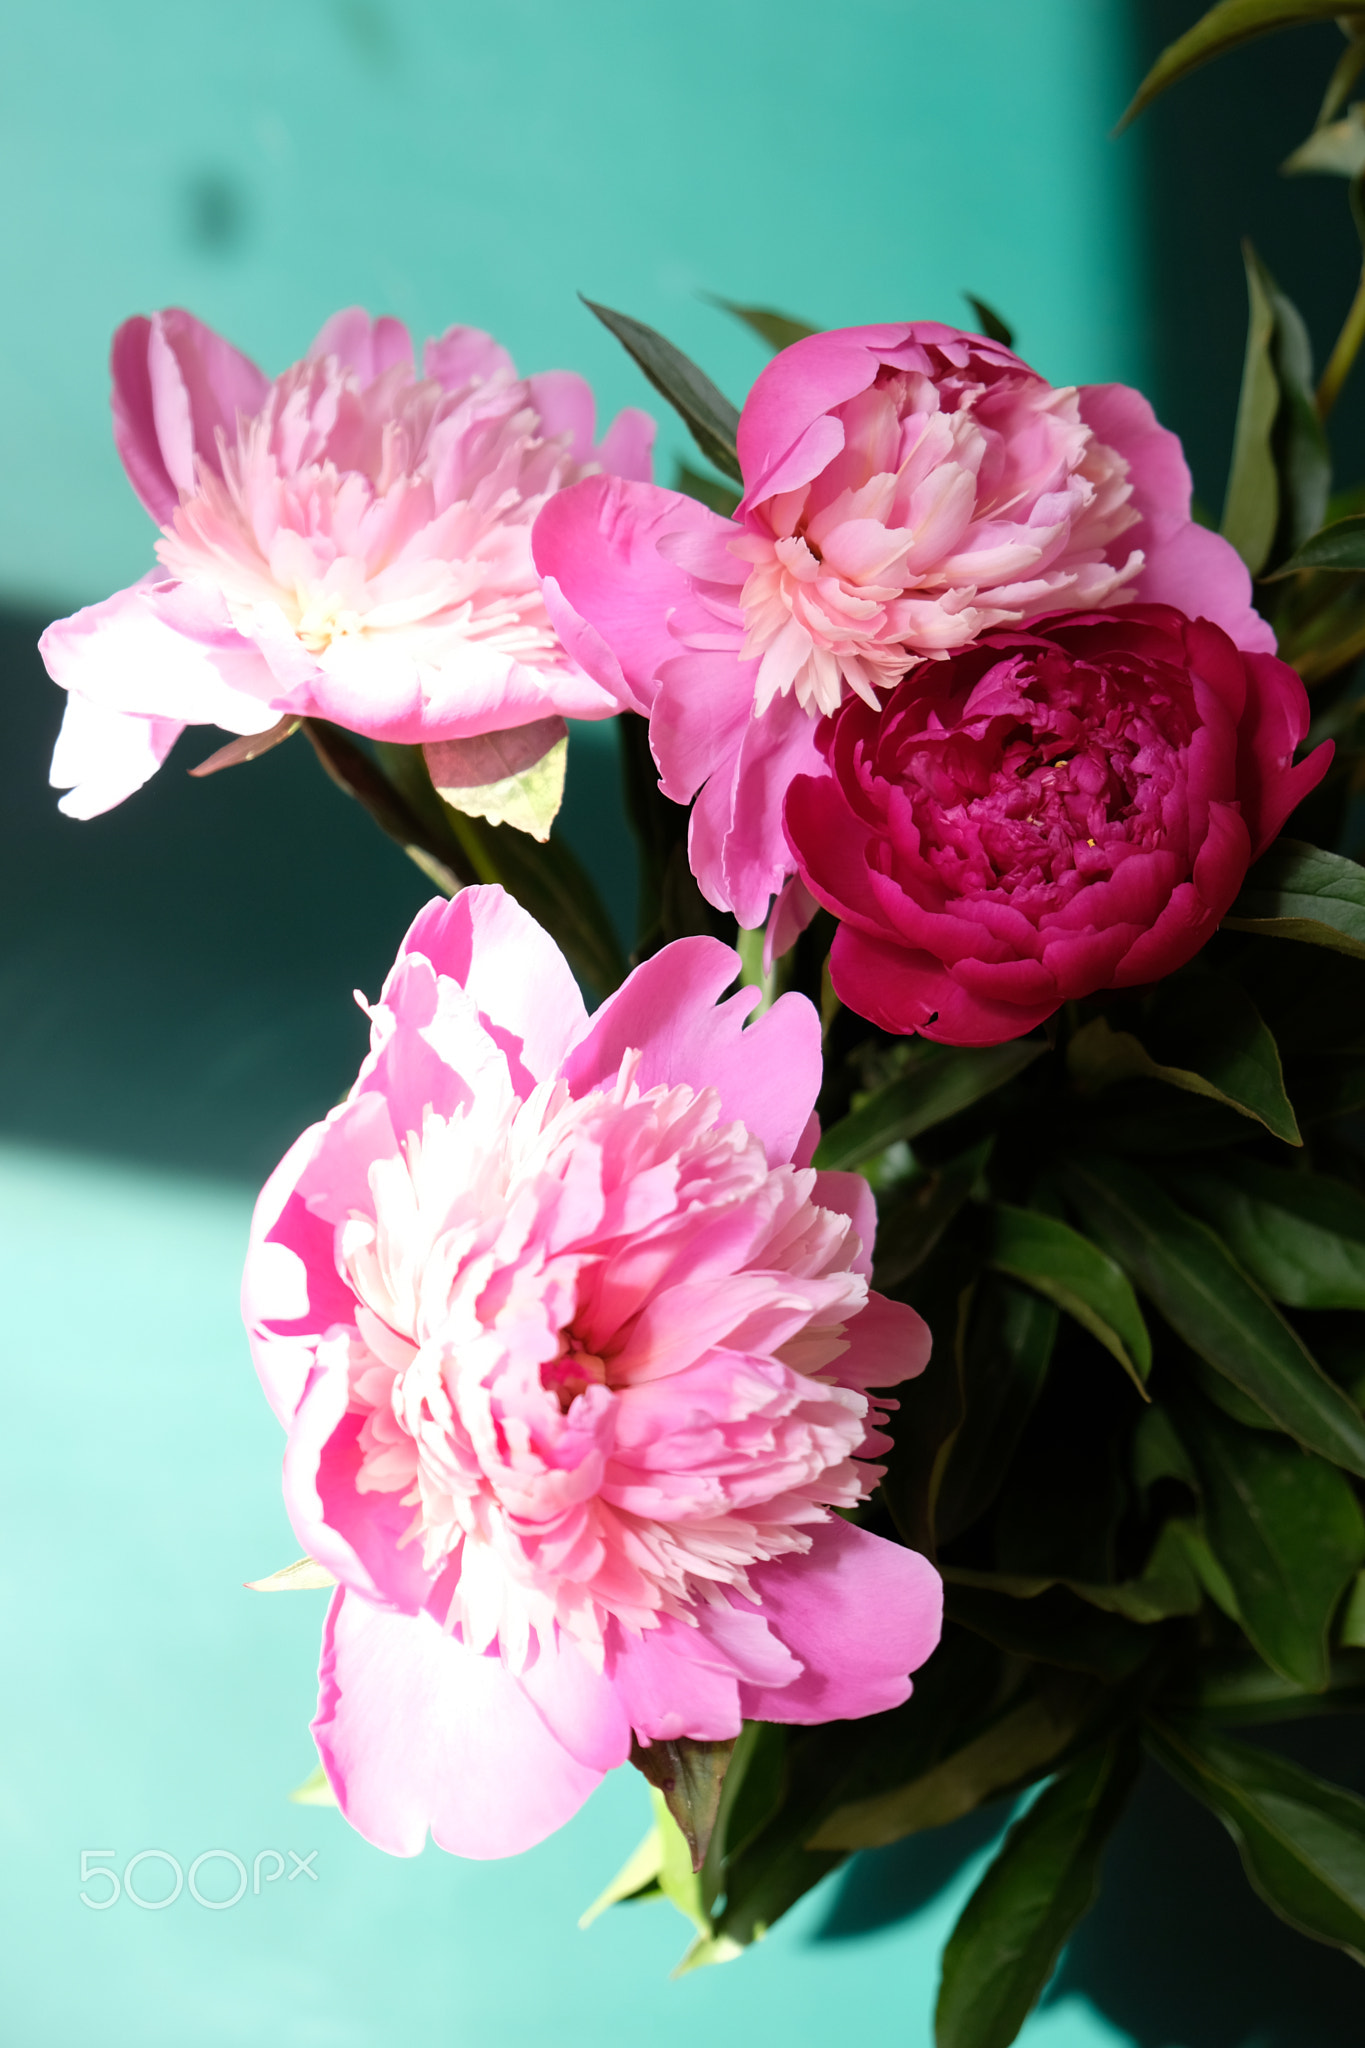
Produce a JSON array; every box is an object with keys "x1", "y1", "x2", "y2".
[
  {"x1": 737, "y1": 1519, "x2": 942, "y2": 1723},
  {"x1": 40, "y1": 579, "x2": 282, "y2": 732},
  {"x1": 314, "y1": 1591, "x2": 602, "y2": 1857},
  {"x1": 48, "y1": 691, "x2": 184, "y2": 819},
  {"x1": 310, "y1": 308, "x2": 415, "y2": 382},
  {"x1": 562, "y1": 939, "x2": 822, "y2": 1168}
]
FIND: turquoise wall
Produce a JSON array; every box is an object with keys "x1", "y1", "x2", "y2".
[{"x1": 0, "y1": 5, "x2": 1174, "y2": 2046}]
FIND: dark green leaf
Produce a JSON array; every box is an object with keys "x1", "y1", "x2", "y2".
[
  {"x1": 378, "y1": 743, "x2": 628, "y2": 996},
  {"x1": 812, "y1": 1676, "x2": 1102, "y2": 1853},
  {"x1": 1172, "y1": 1393, "x2": 1365, "y2": 1690},
  {"x1": 581, "y1": 299, "x2": 741, "y2": 482},
  {"x1": 674, "y1": 462, "x2": 741, "y2": 519},
  {"x1": 963, "y1": 294, "x2": 1015, "y2": 347},
  {"x1": 880, "y1": 1270, "x2": 971, "y2": 1558},
  {"x1": 945, "y1": 1582, "x2": 1155, "y2": 1681},
  {"x1": 1082, "y1": 1082, "x2": 1262, "y2": 1155},
  {"x1": 944, "y1": 1516, "x2": 1206, "y2": 1628},
  {"x1": 935, "y1": 1739, "x2": 1141, "y2": 2048},
  {"x1": 935, "y1": 1277, "x2": 1058, "y2": 1546},
  {"x1": 815, "y1": 1040, "x2": 1045, "y2": 1171},
  {"x1": 990, "y1": 1204, "x2": 1152, "y2": 1390},
  {"x1": 1120, "y1": 4, "x2": 1365, "y2": 129},
  {"x1": 1164, "y1": 1649, "x2": 1365, "y2": 1722},
  {"x1": 1069, "y1": 976, "x2": 1300, "y2": 1146},
  {"x1": 1217, "y1": 244, "x2": 1329, "y2": 572},
  {"x1": 873, "y1": 1138, "x2": 993, "y2": 1291},
  {"x1": 1222, "y1": 242, "x2": 1280, "y2": 574},
  {"x1": 1146, "y1": 1718, "x2": 1365, "y2": 1962},
  {"x1": 1063, "y1": 1157, "x2": 1365, "y2": 1477},
  {"x1": 1225, "y1": 838, "x2": 1365, "y2": 961},
  {"x1": 1168, "y1": 1159, "x2": 1365, "y2": 1308},
  {"x1": 706, "y1": 296, "x2": 818, "y2": 353}
]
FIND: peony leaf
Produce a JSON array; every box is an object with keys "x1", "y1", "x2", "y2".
[
  {"x1": 377, "y1": 742, "x2": 627, "y2": 997},
  {"x1": 188, "y1": 715, "x2": 299, "y2": 777},
  {"x1": 1340, "y1": 1570, "x2": 1365, "y2": 1648},
  {"x1": 705, "y1": 296, "x2": 819, "y2": 353},
  {"x1": 1171, "y1": 1392, "x2": 1365, "y2": 1690},
  {"x1": 630, "y1": 1736, "x2": 737, "y2": 1874},
  {"x1": 1168, "y1": 1159, "x2": 1365, "y2": 1308},
  {"x1": 1283, "y1": 104, "x2": 1365, "y2": 178},
  {"x1": 1145, "y1": 1718, "x2": 1365, "y2": 1962},
  {"x1": 944, "y1": 1583, "x2": 1156, "y2": 1681},
  {"x1": 423, "y1": 717, "x2": 568, "y2": 843},
  {"x1": 582, "y1": 299, "x2": 742, "y2": 482},
  {"x1": 934, "y1": 1738, "x2": 1141, "y2": 2048},
  {"x1": 811, "y1": 1684, "x2": 1099, "y2": 1853},
  {"x1": 1269, "y1": 510, "x2": 1365, "y2": 573},
  {"x1": 989, "y1": 1203, "x2": 1152, "y2": 1392},
  {"x1": 1068, "y1": 979, "x2": 1300, "y2": 1146},
  {"x1": 935, "y1": 1277, "x2": 1058, "y2": 1547},
  {"x1": 1062, "y1": 1157, "x2": 1365, "y2": 1477},
  {"x1": 963, "y1": 294, "x2": 1015, "y2": 348},
  {"x1": 289, "y1": 1762, "x2": 338, "y2": 1805},
  {"x1": 942, "y1": 1518, "x2": 1207, "y2": 1631},
  {"x1": 1167, "y1": 1651, "x2": 1365, "y2": 1723},
  {"x1": 578, "y1": 1825, "x2": 663, "y2": 1930},
  {"x1": 872, "y1": 1137, "x2": 993, "y2": 1291},
  {"x1": 1226, "y1": 838, "x2": 1365, "y2": 960},
  {"x1": 815, "y1": 1040, "x2": 1045, "y2": 1171},
  {"x1": 245, "y1": 1556, "x2": 337, "y2": 1592},
  {"x1": 1120, "y1": 4, "x2": 1365, "y2": 129},
  {"x1": 1222, "y1": 241, "x2": 1280, "y2": 574},
  {"x1": 674, "y1": 462, "x2": 740, "y2": 518}
]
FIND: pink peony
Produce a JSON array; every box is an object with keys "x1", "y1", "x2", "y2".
[
  {"x1": 784, "y1": 607, "x2": 1331, "y2": 1046},
  {"x1": 41, "y1": 308, "x2": 654, "y2": 817},
  {"x1": 533, "y1": 322, "x2": 1275, "y2": 930},
  {"x1": 243, "y1": 885, "x2": 940, "y2": 1857}
]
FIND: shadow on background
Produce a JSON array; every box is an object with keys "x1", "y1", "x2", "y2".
[{"x1": 0, "y1": 611, "x2": 633, "y2": 1184}]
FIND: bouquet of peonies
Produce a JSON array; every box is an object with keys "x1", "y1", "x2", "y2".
[{"x1": 38, "y1": 5, "x2": 1365, "y2": 2039}]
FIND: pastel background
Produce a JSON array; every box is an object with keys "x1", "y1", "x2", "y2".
[{"x1": 1, "y1": 3, "x2": 1362, "y2": 2044}]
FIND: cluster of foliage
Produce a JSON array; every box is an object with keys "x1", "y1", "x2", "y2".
[{"x1": 214, "y1": 5, "x2": 1365, "y2": 2039}]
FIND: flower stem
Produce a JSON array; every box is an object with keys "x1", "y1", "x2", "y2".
[
  {"x1": 1319, "y1": 265, "x2": 1365, "y2": 422},
  {"x1": 300, "y1": 720, "x2": 473, "y2": 893}
]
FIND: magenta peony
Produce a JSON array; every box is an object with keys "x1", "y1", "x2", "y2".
[
  {"x1": 784, "y1": 607, "x2": 1331, "y2": 1046},
  {"x1": 41, "y1": 308, "x2": 654, "y2": 817},
  {"x1": 534, "y1": 322, "x2": 1274, "y2": 930},
  {"x1": 243, "y1": 885, "x2": 940, "y2": 1857}
]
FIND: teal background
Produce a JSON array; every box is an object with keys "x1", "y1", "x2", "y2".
[{"x1": 2, "y1": 4, "x2": 1363, "y2": 2044}]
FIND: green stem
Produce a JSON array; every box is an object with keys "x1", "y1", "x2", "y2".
[
  {"x1": 1318, "y1": 264, "x2": 1365, "y2": 422},
  {"x1": 300, "y1": 719, "x2": 473, "y2": 893}
]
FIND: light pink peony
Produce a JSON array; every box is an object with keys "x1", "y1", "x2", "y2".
[
  {"x1": 244, "y1": 885, "x2": 940, "y2": 1858},
  {"x1": 41, "y1": 308, "x2": 654, "y2": 817},
  {"x1": 534, "y1": 322, "x2": 1275, "y2": 930}
]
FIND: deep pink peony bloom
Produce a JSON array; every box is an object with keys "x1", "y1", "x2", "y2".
[
  {"x1": 784, "y1": 607, "x2": 1331, "y2": 1046},
  {"x1": 534, "y1": 323, "x2": 1274, "y2": 929},
  {"x1": 243, "y1": 885, "x2": 940, "y2": 1857},
  {"x1": 41, "y1": 308, "x2": 654, "y2": 817}
]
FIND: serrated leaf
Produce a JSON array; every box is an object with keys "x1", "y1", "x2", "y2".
[
  {"x1": 246, "y1": 1557, "x2": 337, "y2": 1592},
  {"x1": 963, "y1": 294, "x2": 1015, "y2": 347},
  {"x1": 1121, "y1": 4, "x2": 1365, "y2": 129},
  {"x1": 1172, "y1": 1393, "x2": 1365, "y2": 1690},
  {"x1": 1062, "y1": 1157, "x2": 1365, "y2": 1477},
  {"x1": 935, "y1": 1739, "x2": 1140, "y2": 2048},
  {"x1": 811, "y1": 1685, "x2": 1097, "y2": 1853},
  {"x1": 1146, "y1": 1718, "x2": 1365, "y2": 1961},
  {"x1": 582, "y1": 299, "x2": 741, "y2": 481},
  {"x1": 706, "y1": 296, "x2": 818, "y2": 353},
  {"x1": 1225, "y1": 838, "x2": 1365, "y2": 960},
  {"x1": 423, "y1": 718, "x2": 567, "y2": 842},
  {"x1": 1068, "y1": 976, "x2": 1300, "y2": 1146},
  {"x1": 815, "y1": 1040, "x2": 1044, "y2": 1171},
  {"x1": 990, "y1": 1203, "x2": 1152, "y2": 1391},
  {"x1": 1168, "y1": 1158, "x2": 1365, "y2": 1308}
]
